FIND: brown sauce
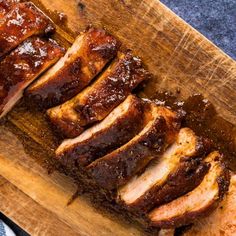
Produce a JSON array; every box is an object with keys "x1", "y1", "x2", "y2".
[{"x1": 150, "y1": 92, "x2": 236, "y2": 172}]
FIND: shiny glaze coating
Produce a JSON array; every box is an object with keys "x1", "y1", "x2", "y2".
[
  {"x1": 0, "y1": 2, "x2": 55, "y2": 57},
  {"x1": 0, "y1": 37, "x2": 64, "y2": 117},
  {"x1": 47, "y1": 51, "x2": 150, "y2": 138},
  {"x1": 26, "y1": 27, "x2": 121, "y2": 108},
  {"x1": 55, "y1": 95, "x2": 144, "y2": 168},
  {"x1": 0, "y1": 0, "x2": 19, "y2": 17},
  {"x1": 86, "y1": 104, "x2": 180, "y2": 190}
]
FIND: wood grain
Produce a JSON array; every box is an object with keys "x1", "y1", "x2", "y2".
[
  {"x1": 0, "y1": 0, "x2": 235, "y2": 235},
  {"x1": 0, "y1": 124, "x2": 144, "y2": 235},
  {"x1": 0, "y1": 176, "x2": 80, "y2": 236}
]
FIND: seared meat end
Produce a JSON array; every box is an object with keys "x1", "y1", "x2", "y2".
[
  {"x1": 47, "y1": 51, "x2": 150, "y2": 138},
  {"x1": 0, "y1": 37, "x2": 64, "y2": 118},
  {"x1": 26, "y1": 28, "x2": 120, "y2": 108},
  {"x1": 56, "y1": 95, "x2": 144, "y2": 169},
  {"x1": 0, "y1": 2, "x2": 55, "y2": 57},
  {"x1": 148, "y1": 151, "x2": 230, "y2": 228}
]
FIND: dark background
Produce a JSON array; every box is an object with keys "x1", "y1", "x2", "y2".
[
  {"x1": 1, "y1": 0, "x2": 235, "y2": 235},
  {"x1": 161, "y1": 0, "x2": 236, "y2": 59}
]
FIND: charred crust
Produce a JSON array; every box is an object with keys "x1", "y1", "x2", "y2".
[
  {"x1": 217, "y1": 163, "x2": 230, "y2": 200},
  {"x1": 195, "y1": 136, "x2": 213, "y2": 157},
  {"x1": 141, "y1": 116, "x2": 167, "y2": 152},
  {"x1": 74, "y1": 104, "x2": 98, "y2": 125}
]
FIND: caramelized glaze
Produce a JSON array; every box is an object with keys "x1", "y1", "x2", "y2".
[
  {"x1": 0, "y1": 0, "x2": 19, "y2": 17},
  {"x1": 87, "y1": 104, "x2": 180, "y2": 190},
  {"x1": 56, "y1": 95, "x2": 144, "y2": 168},
  {"x1": 47, "y1": 51, "x2": 150, "y2": 138},
  {"x1": 26, "y1": 27, "x2": 121, "y2": 108},
  {"x1": 0, "y1": 37, "x2": 64, "y2": 117},
  {"x1": 0, "y1": 2, "x2": 55, "y2": 57}
]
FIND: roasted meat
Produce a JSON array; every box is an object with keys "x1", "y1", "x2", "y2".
[
  {"x1": 87, "y1": 104, "x2": 181, "y2": 190},
  {"x1": 47, "y1": 51, "x2": 150, "y2": 138},
  {"x1": 118, "y1": 128, "x2": 211, "y2": 213},
  {"x1": 185, "y1": 174, "x2": 236, "y2": 236},
  {"x1": 0, "y1": 2, "x2": 55, "y2": 57},
  {"x1": 0, "y1": 0, "x2": 19, "y2": 17},
  {"x1": 0, "y1": 37, "x2": 64, "y2": 118},
  {"x1": 26, "y1": 28, "x2": 120, "y2": 108},
  {"x1": 55, "y1": 95, "x2": 144, "y2": 168},
  {"x1": 148, "y1": 151, "x2": 230, "y2": 228}
]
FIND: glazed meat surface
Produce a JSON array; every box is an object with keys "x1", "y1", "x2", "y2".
[
  {"x1": 0, "y1": 37, "x2": 64, "y2": 118},
  {"x1": 47, "y1": 51, "x2": 150, "y2": 138},
  {"x1": 0, "y1": 0, "x2": 19, "y2": 17},
  {"x1": 0, "y1": 2, "x2": 54, "y2": 57},
  {"x1": 26, "y1": 28, "x2": 120, "y2": 108},
  {"x1": 148, "y1": 151, "x2": 230, "y2": 228},
  {"x1": 118, "y1": 128, "x2": 211, "y2": 213},
  {"x1": 87, "y1": 104, "x2": 181, "y2": 190},
  {"x1": 56, "y1": 95, "x2": 144, "y2": 168}
]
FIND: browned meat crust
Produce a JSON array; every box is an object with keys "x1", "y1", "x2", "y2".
[
  {"x1": 0, "y1": 37, "x2": 64, "y2": 118},
  {"x1": 0, "y1": 2, "x2": 55, "y2": 57},
  {"x1": 55, "y1": 95, "x2": 144, "y2": 168},
  {"x1": 86, "y1": 104, "x2": 181, "y2": 190},
  {"x1": 148, "y1": 151, "x2": 230, "y2": 228},
  {"x1": 25, "y1": 28, "x2": 121, "y2": 108},
  {"x1": 118, "y1": 128, "x2": 212, "y2": 213},
  {"x1": 47, "y1": 51, "x2": 150, "y2": 138}
]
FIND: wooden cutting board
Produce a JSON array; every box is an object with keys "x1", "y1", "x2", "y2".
[{"x1": 0, "y1": 0, "x2": 235, "y2": 235}]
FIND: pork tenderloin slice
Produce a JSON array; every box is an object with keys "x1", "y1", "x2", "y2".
[
  {"x1": 47, "y1": 51, "x2": 150, "y2": 138},
  {"x1": 118, "y1": 128, "x2": 211, "y2": 213},
  {"x1": 26, "y1": 28, "x2": 120, "y2": 108},
  {"x1": 148, "y1": 151, "x2": 230, "y2": 228},
  {"x1": 55, "y1": 95, "x2": 144, "y2": 168},
  {"x1": 87, "y1": 104, "x2": 181, "y2": 190},
  {"x1": 0, "y1": 37, "x2": 64, "y2": 118}
]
